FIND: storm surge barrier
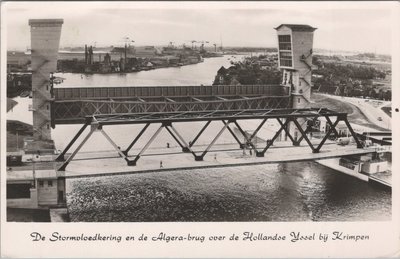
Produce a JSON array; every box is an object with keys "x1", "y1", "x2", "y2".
[{"x1": 52, "y1": 84, "x2": 291, "y2": 124}]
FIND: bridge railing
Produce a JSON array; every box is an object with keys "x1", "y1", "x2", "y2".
[{"x1": 54, "y1": 85, "x2": 289, "y2": 100}]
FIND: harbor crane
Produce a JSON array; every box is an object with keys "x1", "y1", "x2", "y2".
[
  {"x1": 197, "y1": 40, "x2": 209, "y2": 52},
  {"x1": 188, "y1": 40, "x2": 197, "y2": 49},
  {"x1": 123, "y1": 36, "x2": 135, "y2": 47}
]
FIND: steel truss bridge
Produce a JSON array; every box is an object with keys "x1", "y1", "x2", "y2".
[
  {"x1": 56, "y1": 108, "x2": 363, "y2": 171},
  {"x1": 52, "y1": 85, "x2": 291, "y2": 124}
]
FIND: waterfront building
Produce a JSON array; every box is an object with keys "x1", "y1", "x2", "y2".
[
  {"x1": 7, "y1": 51, "x2": 31, "y2": 71},
  {"x1": 134, "y1": 46, "x2": 159, "y2": 58}
]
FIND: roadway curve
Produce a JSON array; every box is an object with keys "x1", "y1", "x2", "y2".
[{"x1": 318, "y1": 94, "x2": 391, "y2": 130}]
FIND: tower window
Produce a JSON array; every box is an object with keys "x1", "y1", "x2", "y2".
[
  {"x1": 279, "y1": 52, "x2": 293, "y2": 67},
  {"x1": 278, "y1": 35, "x2": 292, "y2": 50},
  {"x1": 48, "y1": 181, "x2": 53, "y2": 187},
  {"x1": 298, "y1": 98, "x2": 300, "y2": 103},
  {"x1": 47, "y1": 124, "x2": 50, "y2": 129}
]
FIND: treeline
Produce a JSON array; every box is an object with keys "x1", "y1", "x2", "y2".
[
  {"x1": 224, "y1": 47, "x2": 277, "y2": 53},
  {"x1": 312, "y1": 56, "x2": 391, "y2": 100},
  {"x1": 213, "y1": 64, "x2": 281, "y2": 85},
  {"x1": 312, "y1": 57, "x2": 386, "y2": 80}
]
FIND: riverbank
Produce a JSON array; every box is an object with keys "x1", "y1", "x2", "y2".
[
  {"x1": 7, "y1": 98, "x2": 17, "y2": 112},
  {"x1": 54, "y1": 55, "x2": 237, "y2": 87},
  {"x1": 7, "y1": 120, "x2": 33, "y2": 152}
]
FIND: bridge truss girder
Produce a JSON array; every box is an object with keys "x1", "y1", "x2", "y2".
[
  {"x1": 52, "y1": 95, "x2": 291, "y2": 125},
  {"x1": 56, "y1": 108, "x2": 363, "y2": 171}
]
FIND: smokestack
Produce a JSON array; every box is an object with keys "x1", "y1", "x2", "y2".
[{"x1": 85, "y1": 44, "x2": 88, "y2": 64}]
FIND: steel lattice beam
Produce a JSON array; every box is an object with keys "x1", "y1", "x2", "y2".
[
  {"x1": 53, "y1": 95, "x2": 291, "y2": 124},
  {"x1": 56, "y1": 108, "x2": 363, "y2": 171}
]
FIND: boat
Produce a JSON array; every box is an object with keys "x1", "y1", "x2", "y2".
[
  {"x1": 20, "y1": 91, "x2": 30, "y2": 97},
  {"x1": 316, "y1": 151, "x2": 391, "y2": 188}
]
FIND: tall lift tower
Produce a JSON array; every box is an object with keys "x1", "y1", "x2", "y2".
[
  {"x1": 275, "y1": 24, "x2": 316, "y2": 109},
  {"x1": 29, "y1": 19, "x2": 63, "y2": 141}
]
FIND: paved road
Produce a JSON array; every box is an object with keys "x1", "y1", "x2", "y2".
[
  {"x1": 56, "y1": 142, "x2": 379, "y2": 178},
  {"x1": 320, "y1": 94, "x2": 391, "y2": 130}
]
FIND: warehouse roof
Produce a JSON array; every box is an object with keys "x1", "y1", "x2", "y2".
[{"x1": 275, "y1": 24, "x2": 317, "y2": 32}]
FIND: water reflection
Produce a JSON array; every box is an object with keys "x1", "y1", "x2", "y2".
[{"x1": 66, "y1": 162, "x2": 391, "y2": 222}]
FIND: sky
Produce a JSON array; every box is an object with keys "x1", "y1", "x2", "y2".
[{"x1": 2, "y1": 1, "x2": 396, "y2": 55}]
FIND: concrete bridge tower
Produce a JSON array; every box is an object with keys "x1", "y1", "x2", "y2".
[
  {"x1": 275, "y1": 24, "x2": 317, "y2": 108},
  {"x1": 29, "y1": 19, "x2": 63, "y2": 141}
]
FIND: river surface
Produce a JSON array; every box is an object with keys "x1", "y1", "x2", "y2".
[
  {"x1": 54, "y1": 55, "x2": 244, "y2": 87},
  {"x1": 9, "y1": 55, "x2": 391, "y2": 221}
]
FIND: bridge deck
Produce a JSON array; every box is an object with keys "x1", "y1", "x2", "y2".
[{"x1": 7, "y1": 142, "x2": 381, "y2": 180}]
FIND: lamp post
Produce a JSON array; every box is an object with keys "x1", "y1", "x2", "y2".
[{"x1": 16, "y1": 131, "x2": 19, "y2": 150}]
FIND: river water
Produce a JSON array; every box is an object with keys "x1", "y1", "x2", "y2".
[{"x1": 10, "y1": 55, "x2": 391, "y2": 221}]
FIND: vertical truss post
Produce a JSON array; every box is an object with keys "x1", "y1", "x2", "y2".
[
  {"x1": 189, "y1": 120, "x2": 211, "y2": 147},
  {"x1": 341, "y1": 115, "x2": 363, "y2": 148},
  {"x1": 128, "y1": 124, "x2": 163, "y2": 166},
  {"x1": 123, "y1": 123, "x2": 150, "y2": 156},
  {"x1": 291, "y1": 118, "x2": 317, "y2": 153},
  {"x1": 55, "y1": 118, "x2": 91, "y2": 161},
  {"x1": 58, "y1": 124, "x2": 96, "y2": 171},
  {"x1": 276, "y1": 118, "x2": 298, "y2": 146},
  {"x1": 257, "y1": 118, "x2": 290, "y2": 157},
  {"x1": 222, "y1": 120, "x2": 244, "y2": 148},
  {"x1": 196, "y1": 121, "x2": 230, "y2": 161}
]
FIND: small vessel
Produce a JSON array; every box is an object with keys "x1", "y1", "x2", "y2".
[
  {"x1": 317, "y1": 151, "x2": 391, "y2": 188},
  {"x1": 20, "y1": 91, "x2": 30, "y2": 97}
]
